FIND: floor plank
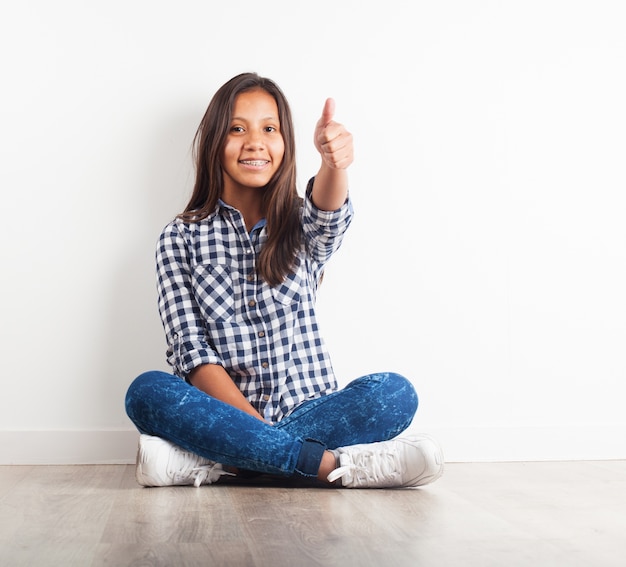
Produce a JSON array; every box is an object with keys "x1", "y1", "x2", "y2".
[{"x1": 0, "y1": 462, "x2": 625, "y2": 566}]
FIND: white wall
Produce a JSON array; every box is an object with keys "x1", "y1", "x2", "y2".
[{"x1": 1, "y1": 0, "x2": 625, "y2": 463}]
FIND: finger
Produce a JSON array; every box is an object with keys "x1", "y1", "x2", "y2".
[
  {"x1": 320, "y1": 98, "x2": 335, "y2": 127},
  {"x1": 319, "y1": 124, "x2": 351, "y2": 148},
  {"x1": 322, "y1": 147, "x2": 354, "y2": 169},
  {"x1": 319, "y1": 132, "x2": 354, "y2": 169}
]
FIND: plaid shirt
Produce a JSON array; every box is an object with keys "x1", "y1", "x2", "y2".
[{"x1": 156, "y1": 182, "x2": 354, "y2": 423}]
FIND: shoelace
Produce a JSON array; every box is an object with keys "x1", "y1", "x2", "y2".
[
  {"x1": 327, "y1": 448, "x2": 402, "y2": 486},
  {"x1": 190, "y1": 464, "x2": 235, "y2": 488},
  {"x1": 167, "y1": 446, "x2": 234, "y2": 487}
]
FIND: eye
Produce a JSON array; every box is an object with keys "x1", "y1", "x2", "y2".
[
  {"x1": 230, "y1": 125, "x2": 245, "y2": 133},
  {"x1": 264, "y1": 126, "x2": 278, "y2": 133}
]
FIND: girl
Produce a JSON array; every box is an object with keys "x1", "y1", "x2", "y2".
[{"x1": 125, "y1": 72, "x2": 444, "y2": 488}]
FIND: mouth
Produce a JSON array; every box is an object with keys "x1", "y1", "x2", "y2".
[{"x1": 239, "y1": 160, "x2": 269, "y2": 167}]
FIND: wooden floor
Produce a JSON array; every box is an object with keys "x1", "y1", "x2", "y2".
[{"x1": 1, "y1": 461, "x2": 625, "y2": 566}]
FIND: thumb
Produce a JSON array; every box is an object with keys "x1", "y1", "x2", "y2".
[{"x1": 320, "y1": 98, "x2": 335, "y2": 127}]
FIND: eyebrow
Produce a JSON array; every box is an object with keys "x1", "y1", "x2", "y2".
[{"x1": 231, "y1": 116, "x2": 279, "y2": 122}]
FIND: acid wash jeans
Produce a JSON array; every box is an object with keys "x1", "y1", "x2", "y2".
[{"x1": 125, "y1": 370, "x2": 418, "y2": 479}]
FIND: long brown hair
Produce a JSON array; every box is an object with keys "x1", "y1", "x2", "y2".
[{"x1": 180, "y1": 72, "x2": 302, "y2": 287}]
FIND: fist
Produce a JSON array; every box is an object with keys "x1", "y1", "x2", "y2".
[{"x1": 314, "y1": 98, "x2": 354, "y2": 170}]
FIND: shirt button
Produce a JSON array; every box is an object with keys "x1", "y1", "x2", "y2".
[
  {"x1": 248, "y1": 300, "x2": 256, "y2": 308},
  {"x1": 263, "y1": 394, "x2": 270, "y2": 401},
  {"x1": 258, "y1": 331, "x2": 265, "y2": 338},
  {"x1": 247, "y1": 273, "x2": 254, "y2": 282},
  {"x1": 262, "y1": 362, "x2": 269, "y2": 369},
  {"x1": 246, "y1": 249, "x2": 252, "y2": 255}
]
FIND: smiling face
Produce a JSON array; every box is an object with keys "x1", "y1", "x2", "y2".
[{"x1": 221, "y1": 88, "x2": 285, "y2": 201}]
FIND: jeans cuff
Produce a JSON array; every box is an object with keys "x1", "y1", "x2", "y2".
[{"x1": 294, "y1": 438, "x2": 326, "y2": 478}]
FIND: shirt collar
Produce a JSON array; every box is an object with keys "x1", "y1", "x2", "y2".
[{"x1": 217, "y1": 199, "x2": 266, "y2": 235}]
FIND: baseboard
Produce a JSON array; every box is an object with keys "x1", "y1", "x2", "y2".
[
  {"x1": 420, "y1": 424, "x2": 626, "y2": 462},
  {"x1": 1, "y1": 425, "x2": 624, "y2": 465},
  {"x1": 0, "y1": 430, "x2": 139, "y2": 465}
]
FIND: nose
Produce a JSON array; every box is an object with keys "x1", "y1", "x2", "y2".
[{"x1": 244, "y1": 130, "x2": 264, "y2": 151}]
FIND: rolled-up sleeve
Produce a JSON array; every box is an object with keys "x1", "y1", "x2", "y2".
[
  {"x1": 156, "y1": 221, "x2": 222, "y2": 378},
  {"x1": 302, "y1": 178, "x2": 354, "y2": 263}
]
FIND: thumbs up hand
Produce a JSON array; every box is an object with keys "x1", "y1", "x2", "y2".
[{"x1": 314, "y1": 98, "x2": 354, "y2": 170}]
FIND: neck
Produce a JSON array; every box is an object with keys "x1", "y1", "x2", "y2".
[{"x1": 222, "y1": 186, "x2": 264, "y2": 232}]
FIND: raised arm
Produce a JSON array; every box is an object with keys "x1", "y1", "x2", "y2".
[{"x1": 311, "y1": 98, "x2": 354, "y2": 211}]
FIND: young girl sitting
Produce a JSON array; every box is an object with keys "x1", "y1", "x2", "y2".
[{"x1": 125, "y1": 72, "x2": 444, "y2": 488}]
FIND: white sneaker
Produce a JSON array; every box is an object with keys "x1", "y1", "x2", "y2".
[
  {"x1": 135, "y1": 434, "x2": 234, "y2": 487},
  {"x1": 327, "y1": 435, "x2": 444, "y2": 488}
]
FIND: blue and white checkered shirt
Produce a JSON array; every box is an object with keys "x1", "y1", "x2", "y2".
[{"x1": 156, "y1": 181, "x2": 354, "y2": 423}]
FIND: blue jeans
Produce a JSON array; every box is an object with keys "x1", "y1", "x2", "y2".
[{"x1": 125, "y1": 371, "x2": 418, "y2": 478}]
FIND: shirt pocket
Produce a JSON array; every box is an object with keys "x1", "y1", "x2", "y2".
[
  {"x1": 191, "y1": 263, "x2": 235, "y2": 321},
  {"x1": 271, "y1": 270, "x2": 302, "y2": 306}
]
